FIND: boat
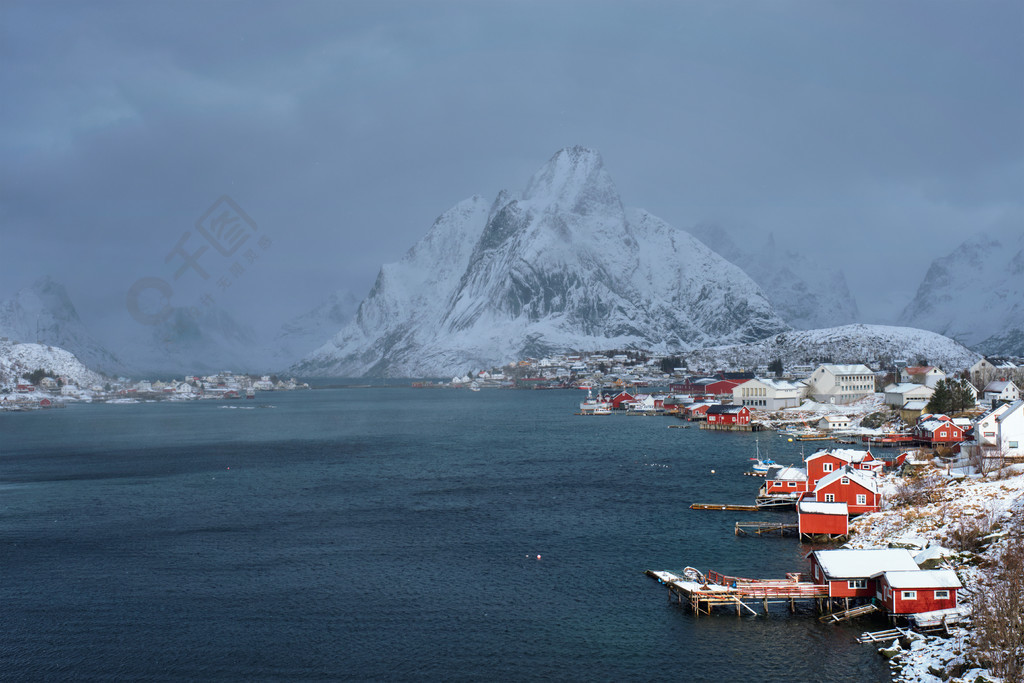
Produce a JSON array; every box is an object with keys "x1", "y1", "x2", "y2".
[
  {"x1": 748, "y1": 439, "x2": 783, "y2": 473},
  {"x1": 578, "y1": 389, "x2": 612, "y2": 415}
]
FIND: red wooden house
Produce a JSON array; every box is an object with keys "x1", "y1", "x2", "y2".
[
  {"x1": 704, "y1": 379, "x2": 746, "y2": 398},
  {"x1": 873, "y1": 570, "x2": 961, "y2": 615},
  {"x1": 609, "y1": 392, "x2": 635, "y2": 410},
  {"x1": 805, "y1": 448, "x2": 880, "y2": 488},
  {"x1": 809, "y1": 467, "x2": 881, "y2": 515},
  {"x1": 761, "y1": 465, "x2": 809, "y2": 497},
  {"x1": 913, "y1": 415, "x2": 966, "y2": 446},
  {"x1": 807, "y1": 548, "x2": 919, "y2": 599},
  {"x1": 705, "y1": 404, "x2": 751, "y2": 426},
  {"x1": 683, "y1": 403, "x2": 713, "y2": 420},
  {"x1": 797, "y1": 501, "x2": 848, "y2": 539}
]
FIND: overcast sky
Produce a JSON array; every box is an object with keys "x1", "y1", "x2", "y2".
[{"x1": 2, "y1": 0, "x2": 1022, "y2": 340}]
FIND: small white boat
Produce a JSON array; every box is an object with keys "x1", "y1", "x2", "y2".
[
  {"x1": 749, "y1": 440, "x2": 783, "y2": 473},
  {"x1": 579, "y1": 389, "x2": 612, "y2": 415}
]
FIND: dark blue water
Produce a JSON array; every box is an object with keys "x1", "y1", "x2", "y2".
[{"x1": 1, "y1": 389, "x2": 890, "y2": 681}]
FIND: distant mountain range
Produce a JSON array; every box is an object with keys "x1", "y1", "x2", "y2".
[
  {"x1": 898, "y1": 229, "x2": 1024, "y2": 357},
  {"x1": 293, "y1": 147, "x2": 789, "y2": 377},
  {"x1": 2, "y1": 149, "x2": 1020, "y2": 378}
]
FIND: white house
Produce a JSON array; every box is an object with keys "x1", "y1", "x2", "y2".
[
  {"x1": 981, "y1": 380, "x2": 1020, "y2": 406},
  {"x1": 805, "y1": 364, "x2": 875, "y2": 405},
  {"x1": 900, "y1": 366, "x2": 947, "y2": 388},
  {"x1": 733, "y1": 377, "x2": 805, "y2": 410},
  {"x1": 964, "y1": 400, "x2": 1024, "y2": 461},
  {"x1": 818, "y1": 415, "x2": 852, "y2": 431},
  {"x1": 884, "y1": 383, "x2": 935, "y2": 408}
]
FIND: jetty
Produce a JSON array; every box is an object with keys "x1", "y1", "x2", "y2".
[
  {"x1": 690, "y1": 503, "x2": 759, "y2": 511},
  {"x1": 646, "y1": 568, "x2": 829, "y2": 616},
  {"x1": 734, "y1": 521, "x2": 798, "y2": 537}
]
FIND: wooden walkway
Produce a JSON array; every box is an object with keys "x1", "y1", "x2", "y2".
[
  {"x1": 646, "y1": 569, "x2": 829, "y2": 616},
  {"x1": 820, "y1": 602, "x2": 880, "y2": 623},
  {"x1": 735, "y1": 521, "x2": 798, "y2": 537},
  {"x1": 690, "y1": 503, "x2": 759, "y2": 511},
  {"x1": 857, "y1": 627, "x2": 910, "y2": 644}
]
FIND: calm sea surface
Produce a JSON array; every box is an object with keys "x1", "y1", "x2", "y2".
[{"x1": 1, "y1": 388, "x2": 891, "y2": 681}]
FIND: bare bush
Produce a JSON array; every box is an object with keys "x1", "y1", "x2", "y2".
[
  {"x1": 973, "y1": 535, "x2": 1024, "y2": 682},
  {"x1": 889, "y1": 470, "x2": 943, "y2": 508},
  {"x1": 944, "y1": 512, "x2": 995, "y2": 554}
]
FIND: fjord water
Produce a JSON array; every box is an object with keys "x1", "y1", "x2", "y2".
[{"x1": 1, "y1": 389, "x2": 889, "y2": 681}]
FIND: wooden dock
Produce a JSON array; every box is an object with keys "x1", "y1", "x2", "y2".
[
  {"x1": 690, "y1": 503, "x2": 759, "y2": 511},
  {"x1": 735, "y1": 521, "x2": 798, "y2": 537},
  {"x1": 857, "y1": 627, "x2": 910, "y2": 644},
  {"x1": 820, "y1": 602, "x2": 880, "y2": 623},
  {"x1": 646, "y1": 569, "x2": 829, "y2": 616}
]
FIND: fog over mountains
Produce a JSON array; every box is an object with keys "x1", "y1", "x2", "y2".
[{"x1": 2, "y1": 148, "x2": 1019, "y2": 378}]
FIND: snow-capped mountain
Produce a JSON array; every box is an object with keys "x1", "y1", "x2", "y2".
[
  {"x1": 691, "y1": 225, "x2": 860, "y2": 330},
  {"x1": 0, "y1": 276, "x2": 122, "y2": 374},
  {"x1": 116, "y1": 305, "x2": 262, "y2": 377},
  {"x1": 685, "y1": 324, "x2": 981, "y2": 372},
  {"x1": 267, "y1": 289, "x2": 361, "y2": 368},
  {"x1": 295, "y1": 147, "x2": 790, "y2": 377},
  {"x1": 898, "y1": 229, "x2": 1024, "y2": 356},
  {"x1": 0, "y1": 338, "x2": 104, "y2": 389}
]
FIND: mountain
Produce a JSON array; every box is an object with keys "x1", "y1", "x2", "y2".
[
  {"x1": 0, "y1": 276, "x2": 122, "y2": 374},
  {"x1": 268, "y1": 289, "x2": 361, "y2": 368},
  {"x1": 0, "y1": 338, "x2": 104, "y2": 389},
  {"x1": 116, "y1": 305, "x2": 261, "y2": 377},
  {"x1": 294, "y1": 146, "x2": 790, "y2": 377},
  {"x1": 684, "y1": 324, "x2": 981, "y2": 372},
  {"x1": 898, "y1": 230, "x2": 1024, "y2": 356},
  {"x1": 691, "y1": 226, "x2": 860, "y2": 330}
]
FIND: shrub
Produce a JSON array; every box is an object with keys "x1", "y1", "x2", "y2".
[{"x1": 973, "y1": 535, "x2": 1024, "y2": 682}]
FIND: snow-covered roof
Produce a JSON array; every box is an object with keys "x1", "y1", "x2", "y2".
[
  {"x1": 810, "y1": 548, "x2": 918, "y2": 579},
  {"x1": 815, "y1": 467, "x2": 879, "y2": 493},
  {"x1": 707, "y1": 404, "x2": 745, "y2": 414},
  {"x1": 885, "y1": 382, "x2": 933, "y2": 395},
  {"x1": 818, "y1": 363, "x2": 873, "y2": 375},
  {"x1": 875, "y1": 569, "x2": 962, "y2": 589},
  {"x1": 996, "y1": 400, "x2": 1024, "y2": 423},
  {"x1": 771, "y1": 466, "x2": 807, "y2": 481},
  {"x1": 798, "y1": 501, "x2": 848, "y2": 516},
  {"x1": 983, "y1": 380, "x2": 1016, "y2": 392},
  {"x1": 807, "y1": 448, "x2": 873, "y2": 464},
  {"x1": 903, "y1": 399, "x2": 929, "y2": 410}
]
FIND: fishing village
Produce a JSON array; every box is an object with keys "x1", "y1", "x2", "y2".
[{"x1": 567, "y1": 358, "x2": 1024, "y2": 683}]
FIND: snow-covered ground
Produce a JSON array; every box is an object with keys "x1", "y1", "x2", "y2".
[{"x1": 846, "y1": 461, "x2": 1024, "y2": 682}]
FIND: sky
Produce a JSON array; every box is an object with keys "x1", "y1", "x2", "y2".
[{"x1": 1, "y1": 0, "x2": 1022, "y2": 344}]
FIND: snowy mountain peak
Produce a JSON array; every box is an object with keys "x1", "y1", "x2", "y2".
[
  {"x1": 294, "y1": 148, "x2": 789, "y2": 377},
  {"x1": 521, "y1": 146, "x2": 623, "y2": 218}
]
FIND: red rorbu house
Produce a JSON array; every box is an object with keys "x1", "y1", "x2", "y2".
[
  {"x1": 705, "y1": 404, "x2": 751, "y2": 426},
  {"x1": 808, "y1": 467, "x2": 881, "y2": 515},
  {"x1": 805, "y1": 448, "x2": 881, "y2": 488},
  {"x1": 704, "y1": 379, "x2": 746, "y2": 398},
  {"x1": 762, "y1": 465, "x2": 809, "y2": 497},
  {"x1": 872, "y1": 570, "x2": 961, "y2": 616},
  {"x1": 683, "y1": 403, "x2": 714, "y2": 421},
  {"x1": 913, "y1": 415, "x2": 966, "y2": 447},
  {"x1": 807, "y1": 548, "x2": 919, "y2": 602},
  {"x1": 609, "y1": 392, "x2": 635, "y2": 410},
  {"x1": 797, "y1": 501, "x2": 848, "y2": 540}
]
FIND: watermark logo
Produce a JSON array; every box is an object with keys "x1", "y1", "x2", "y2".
[{"x1": 126, "y1": 195, "x2": 272, "y2": 326}]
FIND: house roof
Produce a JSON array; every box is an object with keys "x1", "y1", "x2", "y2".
[
  {"x1": 886, "y1": 383, "x2": 933, "y2": 395},
  {"x1": 818, "y1": 364, "x2": 873, "y2": 375},
  {"x1": 874, "y1": 569, "x2": 962, "y2": 589},
  {"x1": 815, "y1": 466, "x2": 879, "y2": 493},
  {"x1": 798, "y1": 501, "x2": 848, "y2": 516},
  {"x1": 810, "y1": 548, "x2": 919, "y2": 579},
  {"x1": 807, "y1": 448, "x2": 873, "y2": 465},
  {"x1": 903, "y1": 399, "x2": 929, "y2": 411},
  {"x1": 984, "y1": 380, "x2": 1017, "y2": 393},
  {"x1": 707, "y1": 404, "x2": 746, "y2": 414},
  {"x1": 771, "y1": 465, "x2": 807, "y2": 482},
  {"x1": 996, "y1": 400, "x2": 1024, "y2": 424}
]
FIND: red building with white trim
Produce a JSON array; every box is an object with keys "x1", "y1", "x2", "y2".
[
  {"x1": 797, "y1": 501, "x2": 849, "y2": 539},
  {"x1": 807, "y1": 548, "x2": 919, "y2": 599},
  {"x1": 873, "y1": 570, "x2": 961, "y2": 615},
  {"x1": 809, "y1": 467, "x2": 881, "y2": 515},
  {"x1": 705, "y1": 404, "x2": 751, "y2": 426}
]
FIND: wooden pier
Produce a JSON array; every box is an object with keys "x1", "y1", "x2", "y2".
[
  {"x1": 646, "y1": 568, "x2": 829, "y2": 616},
  {"x1": 734, "y1": 521, "x2": 798, "y2": 537},
  {"x1": 820, "y1": 602, "x2": 880, "y2": 623},
  {"x1": 690, "y1": 503, "x2": 759, "y2": 511}
]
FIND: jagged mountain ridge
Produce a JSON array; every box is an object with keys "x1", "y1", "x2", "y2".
[
  {"x1": 0, "y1": 276, "x2": 122, "y2": 374},
  {"x1": 295, "y1": 147, "x2": 791, "y2": 377},
  {"x1": 898, "y1": 229, "x2": 1024, "y2": 356},
  {"x1": 691, "y1": 225, "x2": 860, "y2": 330},
  {"x1": 685, "y1": 324, "x2": 981, "y2": 372}
]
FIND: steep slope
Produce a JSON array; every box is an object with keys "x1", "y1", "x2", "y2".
[
  {"x1": 692, "y1": 226, "x2": 860, "y2": 330},
  {"x1": 898, "y1": 230, "x2": 1024, "y2": 356},
  {"x1": 268, "y1": 289, "x2": 361, "y2": 368},
  {"x1": 0, "y1": 276, "x2": 123, "y2": 374},
  {"x1": 0, "y1": 338, "x2": 104, "y2": 389},
  {"x1": 295, "y1": 147, "x2": 789, "y2": 377},
  {"x1": 685, "y1": 324, "x2": 981, "y2": 372}
]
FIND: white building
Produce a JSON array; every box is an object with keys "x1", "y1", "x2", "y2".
[
  {"x1": 884, "y1": 383, "x2": 935, "y2": 408},
  {"x1": 733, "y1": 377, "x2": 805, "y2": 410},
  {"x1": 963, "y1": 400, "x2": 1024, "y2": 462},
  {"x1": 981, "y1": 380, "x2": 1020, "y2": 406},
  {"x1": 805, "y1": 364, "x2": 875, "y2": 405},
  {"x1": 900, "y1": 366, "x2": 946, "y2": 388}
]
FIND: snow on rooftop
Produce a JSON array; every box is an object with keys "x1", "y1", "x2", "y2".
[
  {"x1": 798, "y1": 501, "x2": 848, "y2": 515},
  {"x1": 811, "y1": 548, "x2": 919, "y2": 578},
  {"x1": 877, "y1": 569, "x2": 962, "y2": 589}
]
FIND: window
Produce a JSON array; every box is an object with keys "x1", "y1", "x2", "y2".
[
  {"x1": 823, "y1": 463, "x2": 833, "y2": 472},
  {"x1": 841, "y1": 477, "x2": 850, "y2": 485},
  {"x1": 788, "y1": 482, "x2": 796, "y2": 488},
  {"x1": 901, "y1": 591, "x2": 917, "y2": 600},
  {"x1": 856, "y1": 494, "x2": 866, "y2": 505},
  {"x1": 1011, "y1": 441, "x2": 1019, "y2": 449},
  {"x1": 824, "y1": 494, "x2": 835, "y2": 502},
  {"x1": 935, "y1": 590, "x2": 950, "y2": 600},
  {"x1": 848, "y1": 579, "x2": 867, "y2": 590}
]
